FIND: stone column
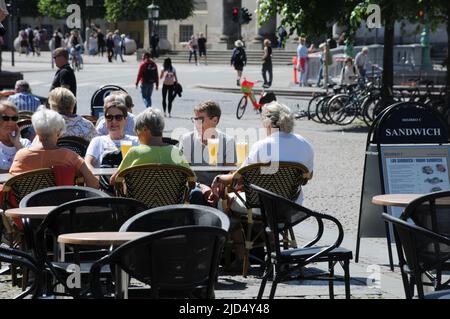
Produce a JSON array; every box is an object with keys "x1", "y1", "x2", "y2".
[
  {"x1": 208, "y1": 0, "x2": 229, "y2": 50},
  {"x1": 245, "y1": 0, "x2": 276, "y2": 51}
]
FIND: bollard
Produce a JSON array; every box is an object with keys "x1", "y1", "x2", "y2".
[{"x1": 292, "y1": 56, "x2": 299, "y2": 84}]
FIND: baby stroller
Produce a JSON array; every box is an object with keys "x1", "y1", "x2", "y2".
[{"x1": 70, "y1": 44, "x2": 84, "y2": 71}]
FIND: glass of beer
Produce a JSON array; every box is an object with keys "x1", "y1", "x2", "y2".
[
  {"x1": 207, "y1": 138, "x2": 219, "y2": 165},
  {"x1": 236, "y1": 142, "x2": 249, "y2": 166},
  {"x1": 120, "y1": 140, "x2": 133, "y2": 158}
]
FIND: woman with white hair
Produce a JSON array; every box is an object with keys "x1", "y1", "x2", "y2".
[
  {"x1": 48, "y1": 87, "x2": 97, "y2": 141},
  {"x1": 231, "y1": 40, "x2": 247, "y2": 86},
  {"x1": 9, "y1": 107, "x2": 98, "y2": 188},
  {"x1": 211, "y1": 101, "x2": 314, "y2": 204},
  {"x1": 110, "y1": 108, "x2": 189, "y2": 185},
  {"x1": 85, "y1": 96, "x2": 139, "y2": 170}
]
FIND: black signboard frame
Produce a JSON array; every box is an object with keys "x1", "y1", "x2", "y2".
[{"x1": 355, "y1": 101, "x2": 448, "y2": 270}]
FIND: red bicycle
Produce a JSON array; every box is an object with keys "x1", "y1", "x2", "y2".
[{"x1": 236, "y1": 79, "x2": 276, "y2": 119}]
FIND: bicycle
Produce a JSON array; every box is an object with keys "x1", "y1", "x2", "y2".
[{"x1": 236, "y1": 79, "x2": 276, "y2": 119}]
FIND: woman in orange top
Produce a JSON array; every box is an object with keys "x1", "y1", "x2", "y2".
[{"x1": 9, "y1": 107, "x2": 99, "y2": 188}]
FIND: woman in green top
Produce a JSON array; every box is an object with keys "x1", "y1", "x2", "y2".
[{"x1": 110, "y1": 108, "x2": 189, "y2": 185}]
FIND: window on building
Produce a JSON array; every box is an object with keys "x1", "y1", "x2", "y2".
[
  {"x1": 179, "y1": 25, "x2": 194, "y2": 43},
  {"x1": 155, "y1": 25, "x2": 167, "y2": 40},
  {"x1": 194, "y1": 0, "x2": 207, "y2": 10}
]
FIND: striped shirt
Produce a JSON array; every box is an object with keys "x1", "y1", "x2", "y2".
[{"x1": 7, "y1": 92, "x2": 41, "y2": 112}]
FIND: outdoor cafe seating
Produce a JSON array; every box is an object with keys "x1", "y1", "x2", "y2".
[
  {"x1": 251, "y1": 184, "x2": 352, "y2": 299},
  {"x1": 57, "y1": 136, "x2": 90, "y2": 158},
  {"x1": 113, "y1": 163, "x2": 196, "y2": 209},
  {"x1": 34, "y1": 197, "x2": 148, "y2": 297},
  {"x1": 222, "y1": 162, "x2": 312, "y2": 276}
]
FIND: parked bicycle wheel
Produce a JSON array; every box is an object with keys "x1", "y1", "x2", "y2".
[
  {"x1": 236, "y1": 96, "x2": 248, "y2": 119},
  {"x1": 316, "y1": 95, "x2": 333, "y2": 124},
  {"x1": 327, "y1": 94, "x2": 356, "y2": 125},
  {"x1": 307, "y1": 93, "x2": 326, "y2": 123}
]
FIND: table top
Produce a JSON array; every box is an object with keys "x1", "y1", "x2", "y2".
[
  {"x1": 58, "y1": 232, "x2": 151, "y2": 246},
  {"x1": 372, "y1": 194, "x2": 450, "y2": 207},
  {"x1": 5, "y1": 206, "x2": 57, "y2": 219}
]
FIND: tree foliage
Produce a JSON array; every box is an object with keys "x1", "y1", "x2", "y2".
[
  {"x1": 37, "y1": 0, "x2": 105, "y2": 19},
  {"x1": 104, "y1": 0, "x2": 195, "y2": 22}
]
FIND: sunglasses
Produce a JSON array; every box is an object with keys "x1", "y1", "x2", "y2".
[
  {"x1": 1, "y1": 115, "x2": 19, "y2": 122},
  {"x1": 105, "y1": 114, "x2": 125, "y2": 121}
]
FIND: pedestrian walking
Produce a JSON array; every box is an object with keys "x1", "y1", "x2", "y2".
[
  {"x1": 96, "y1": 27, "x2": 105, "y2": 57},
  {"x1": 296, "y1": 36, "x2": 310, "y2": 87},
  {"x1": 160, "y1": 57, "x2": 178, "y2": 117},
  {"x1": 88, "y1": 33, "x2": 98, "y2": 56},
  {"x1": 197, "y1": 32, "x2": 207, "y2": 65},
  {"x1": 135, "y1": 51, "x2": 159, "y2": 108},
  {"x1": 33, "y1": 27, "x2": 41, "y2": 56},
  {"x1": 50, "y1": 47, "x2": 77, "y2": 113},
  {"x1": 120, "y1": 34, "x2": 126, "y2": 56},
  {"x1": 261, "y1": 39, "x2": 273, "y2": 88},
  {"x1": 231, "y1": 40, "x2": 247, "y2": 86},
  {"x1": 19, "y1": 29, "x2": 28, "y2": 55},
  {"x1": 188, "y1": 35, "x2": 198, "y2": 65},
  {"x1": 277, "y1": 26, "x2": 287, "y2": 48},
  {"x1": 113, "y1": 30, "x2": 124, "y2": 62},
  {"x1": 150, "y1": 33, "x2": 159, "y2": 58},
  {"x1": 355, "y1": 46, "x2": 369, "y2": 80},
  {"x1": 106, "y1": 32, "x2": 114, "y2": 63},
  {"x1": 26, "y1": 26, "x2": 34, "y2": 56}
]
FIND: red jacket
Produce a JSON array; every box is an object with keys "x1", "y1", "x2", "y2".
[{"x1": 135, "y1": 59, "x2": 159, "y2": 87}]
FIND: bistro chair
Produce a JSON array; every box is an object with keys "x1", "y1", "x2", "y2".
[
  {"x1": 0, "y1": 245, "x2": 43, "y2": 299},
  {"x1": 251, "y1": 184, "x2": 352, "y2": 299},
  {"x1": 222, "y1": 162, "x2": 312, "y2": 276},
  {"x1": 35, "y1": 197, "x2": 148, "y2": 298},
  {"x1": 18, "y1": 111, "x2": 34, "y2": 120},
  {"x1": 383, "y1": 213, "x2": 450, "y2": 299},
  {"x1": 401, "y1": 190, "x2": 450, "y2": 290},
  {"x1": 90, "y1": 226, "x2": 228, "y2": 299},
  {"x1": 116, "y1": 204, "x2": 229, "y2": 299},
  {"x1": 114, "y1": 164, "x2": 196, "y2": 209},
  {"x1": 57, "y1": 136, "x2": 90, "y2": 158}
]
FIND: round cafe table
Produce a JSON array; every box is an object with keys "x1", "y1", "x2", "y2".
[
  {"x1": 372, "y1": 194, "x2": 450, "y2": 208},
  {"x1": 4, "y1": 206, "x2": 57, "y2": 219},
  {"x1": 57, "y1": 232, "x2": 150, "y2": 246}
]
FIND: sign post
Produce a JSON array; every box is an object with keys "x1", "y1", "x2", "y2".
[{"x1": 355, "y1": 102, "x2": 449, "y2": 270}]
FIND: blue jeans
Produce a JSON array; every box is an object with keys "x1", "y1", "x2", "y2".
[
  {"x1": 140, "y1": 83, "x2": 154, "y2": 108},
  {"x1": 316, "y1": 63, "x2": 323, "y2": 86}
]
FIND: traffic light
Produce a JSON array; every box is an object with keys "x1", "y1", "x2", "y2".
[
  {"x1": 418, "y1": 0, "x2": 424, "y2": 19},
  {"x1": 232, "y1": 7, "x2": 239, "y2": 23},
  {"x1": 240, "y1": 7, "x2": 252, "y2": 24}
]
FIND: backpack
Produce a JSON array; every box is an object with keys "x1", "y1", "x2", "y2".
[
  {"x1": 234, "y1": 48, "x2": 245, "y2": 64},
  {"x1": 142, "y1": 61, "x2": 158, "y2": 83},
  {"x1": 164, "y1": 68, "x2": 176, "y2": 86}
]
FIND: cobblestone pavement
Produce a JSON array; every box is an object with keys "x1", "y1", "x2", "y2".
[{"x1": 0, "y1": 53, "x2": 406, "y2": 299}]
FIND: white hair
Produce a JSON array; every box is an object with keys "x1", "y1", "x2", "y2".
[
  {"x1": 261, "y1": 101, "x2": 294, "y2": 133},
  {"x1": 134, "y1": 108, "x2": 165, "y2": 137},
  {"x1": 32, "y1": 106, "x2": 66, "y2": 140}
]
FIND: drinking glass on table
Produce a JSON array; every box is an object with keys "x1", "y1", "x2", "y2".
[
  {"x1": 120, "y1": 140, "x2": 133, "y2": 158},
  {"x1": 236, "y1": 141, "x2": 249, "y2": 166},
  {"x1": 207, "y1": 138, "x2": 219, "y2": 165}
]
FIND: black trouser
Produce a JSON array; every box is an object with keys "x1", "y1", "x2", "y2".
[
  {"x1": 262, "y1": 62, "x2": 273, "y2": 86},
  {"x1": 189, "y1": 50, "x2": 197, "y2": 63},
  {"x1": 107, "y1": 48, "x2": 114, "y2": 62},
  {"x1": 162, "y1": 84, "x2": 175, "y2": 114}
]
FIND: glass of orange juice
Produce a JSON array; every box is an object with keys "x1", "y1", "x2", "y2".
[
  {"x1": 207, "y1": 138, "x2": 219, "y2": 165},
  {"x1": 120, "y1": 140, "x2": 133, "y2": 158},
  {"x1": 236, "y1": 141, "x2": 249, "y2": 166}
]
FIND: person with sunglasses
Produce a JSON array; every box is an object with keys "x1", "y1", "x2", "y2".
[
  {"x1": 85, "y1": 96, "x2": 139, "y2": 170},
  {"x1": 0, "y1": 101, "x2": 31, "y2": 173}
]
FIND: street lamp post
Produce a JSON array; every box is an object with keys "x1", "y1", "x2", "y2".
[{"x1": 147, "y1": 3, "x2": 159, "y2": 52}]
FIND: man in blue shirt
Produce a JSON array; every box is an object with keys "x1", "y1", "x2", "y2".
[{"x1": 7, "y1": 80, "x2": 41, "y2": 112}]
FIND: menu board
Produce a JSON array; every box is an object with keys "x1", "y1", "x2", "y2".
[{"x1": 381, "y1": 145, "x2": 450, "y2": 217}]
